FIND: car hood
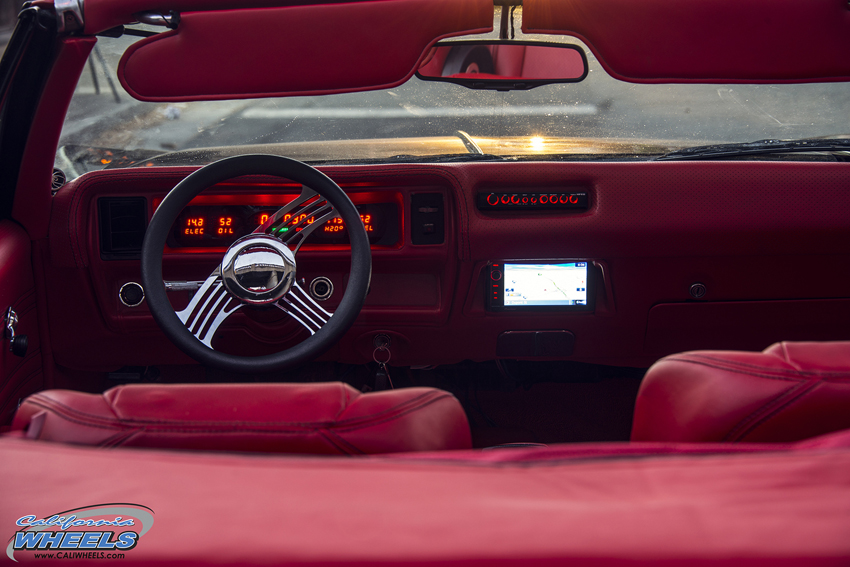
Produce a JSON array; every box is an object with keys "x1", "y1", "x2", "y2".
[{"x1": 59, "y1": 136, "x2": 688, "y2": 174}]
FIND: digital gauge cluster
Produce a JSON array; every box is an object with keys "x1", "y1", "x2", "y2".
[{"x1": 167, "y1": 202, "x2": 400, "y2": 249}]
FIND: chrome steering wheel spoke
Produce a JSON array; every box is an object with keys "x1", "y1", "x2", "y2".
[
  {"x1": 175, "y1": 270, "x2": 242, "y2": 348},
  {"x1": 275, "y1": 283, "x2": 333, "y2": 335},
  {"x1": 255, "y1": 185, "x2": 341, "y2": 255},
  {"x1": 169, "y1": 195, "x2": 337, "y2": 347},
  {"x1": 142, "y1": 155, "x2": 371, "y2": 373}
]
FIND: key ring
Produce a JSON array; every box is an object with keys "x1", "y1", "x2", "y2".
[{"x1": 373, "y1": 346, "x2": 391, "y2": 365}]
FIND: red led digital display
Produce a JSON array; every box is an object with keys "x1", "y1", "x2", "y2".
[
  {"x1": 171, "y1": 204, "x2": 394, "y2": 249},
  {"x1": 324, "y1": 217, "x2": 345, "y2": 234},
  {"x1": 183, "y1": 217, "x2": 205, "y2": 236},
  {"x1": 217, "y1": 217, "x2": 235, "y2": 236},
  {"x1": 157, "y1": 189, "x2": 403, "y2": 253},
  {"x1": 322, "y1": 215, "x2": 375, "y2": 234},
  {"x1": 282, "y1": 213, "x2": 315, "y2": 231}
]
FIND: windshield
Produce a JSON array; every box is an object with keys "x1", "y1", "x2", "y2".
[{"x1": 56, "y1": 14, "x2": 850, "y2": 178}]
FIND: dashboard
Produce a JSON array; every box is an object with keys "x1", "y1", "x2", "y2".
[{"x1": 44, "y1": 161, "x2": 850, "y2": 372}]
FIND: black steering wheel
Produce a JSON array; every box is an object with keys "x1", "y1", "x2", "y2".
[{"x1": 141, "y1": 155, "x2": 372, "y2": 373}]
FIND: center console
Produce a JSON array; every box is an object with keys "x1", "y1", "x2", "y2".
[{"x1": 487, "y1": 260, "x2": 592, "y2": 311}]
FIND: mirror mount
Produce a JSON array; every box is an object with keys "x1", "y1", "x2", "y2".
[
  {"x1": 494, "y1": 0, "x2": 523, "y2": 40},
  {"x1": 416, "y1": 40, "x2": 589, "y2": 92}
]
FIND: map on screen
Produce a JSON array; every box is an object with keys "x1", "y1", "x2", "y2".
[{"x1": 503, "y1": 263, "x2": 587, "y2": 306}]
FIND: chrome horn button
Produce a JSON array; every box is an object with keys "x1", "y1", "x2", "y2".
[{"x1": 221, "y1": 234, "x2": 296, "y2": 305}]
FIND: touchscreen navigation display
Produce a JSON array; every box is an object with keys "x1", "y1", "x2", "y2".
[{"x1": 488, "y1": 261, "x2": 592, "y2": 311}]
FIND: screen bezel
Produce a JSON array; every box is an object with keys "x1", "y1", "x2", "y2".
[{"x1": 487, "y1": 260, "x2": 594, "y2": 312}]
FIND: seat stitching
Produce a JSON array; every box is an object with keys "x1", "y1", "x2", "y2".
[
  {"x1": 91, "y1": 427, "x2": 369, "y2": 435},
  {"x1": 679, "y1": 354, "x2": 850, "y2": 377},
  {"x1": 103, "y1": 387, "x2": 126, "y2": 421},
  {"x1": 733, "y1": 385, "x2": 823, "y2": 443},
  {"x1": 28, "y1": 391, "x2": 446, "y2": 428},
  {"x1": 722, "y1": 381, "x2": 818, "y2": 442},
  {"x1": 23, "y1": 394, "x2": 410, "y2": 428},
  {"x1": 25, "y1": 397, "x2": 456, "y2": 436},
  {"x1": 98, "y1": 429, "x2": 140, "y2": 448},
  {"x1": 666, "y1": 357, "x2": 850, "y2": 383},
  {"x1": 334, "y1": 391, "x2": 443, "y2": 426},
  {"x1": 334, "y1": 394, "x2": 454, "y2": 433},
  {"x1": 23, "y1": 399, "x2": 129, "y2": 432},
  {"x1": 320, "y1": 429, "x2": 365, "y2": 455},
  {"x1": 674, "y1": 354, "x2": 850, "y2": 380},
  {"x1": 23, "y1": 398, "x2": 314, "y2": 433},
  {"x1": 25, "y1": 397, "x2": 127, "y2": 428},
  {"x1": 21, "y1": 392, "x2": 451, "y2": 435},
  {"x1": 332, "y1": 383, "x2": 353, "y2": 421},
  {"x1": 779, "y1": 342, "x2": 795, "y2": 369},
  {"x1": 663, "y1": 358, "x2": 807, "y2": 383}
]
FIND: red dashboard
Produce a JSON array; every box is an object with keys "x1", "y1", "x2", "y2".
[{"x1": 43, "y1": 160, "x2": 850, "y2": 375}]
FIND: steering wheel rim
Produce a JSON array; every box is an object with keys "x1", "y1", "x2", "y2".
[{"x1": 141, "y1": 154, "x2": 372, "y2": 373}]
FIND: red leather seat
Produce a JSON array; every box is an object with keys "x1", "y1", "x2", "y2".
[
  {"x1": 10, "y1": 382, "x2": 472, "y2": 454},
  {"x1": 632, "y1": 341, "x2": 850, "y2": 443}
]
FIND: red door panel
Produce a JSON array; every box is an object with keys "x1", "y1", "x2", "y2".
[{"x1": 0, "y1": 221, "x2": 42, "y2": 426}]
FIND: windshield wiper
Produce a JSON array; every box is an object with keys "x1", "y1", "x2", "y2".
[
  {"x1": 454, "y1": 130, "x2": 484, "y2": 155},
  {"x1": 655, "y1": 138, "x2": 850, "y2": 161}
]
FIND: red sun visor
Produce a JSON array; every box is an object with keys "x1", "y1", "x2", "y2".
[
  {"x1": 117, "y1": 0, "x2": 493, "y2": 102},
  {"x1": 523, "y1": 0, "x2": 850, "y2": 83}
]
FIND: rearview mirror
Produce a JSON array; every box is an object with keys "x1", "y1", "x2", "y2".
[{"x1": 416, "y1": 40, "x2": 588, "y2": 91}]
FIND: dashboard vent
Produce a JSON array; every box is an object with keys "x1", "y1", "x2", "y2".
[{"x1": 99, "y1": 197, "x2": 148, "y2": 260}]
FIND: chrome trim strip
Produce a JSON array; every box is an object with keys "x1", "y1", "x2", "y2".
[
  {"x1": 118, "y1": 282, "x2": 145, "y2": 307},
  {"x1": 136, "y1": 11, "x2": 177, "y2": 27},
  {"x1": 164, "y1": 280, "x2": 205, "y2": 292},
  {"x1": 308, "y1": 277, "x2": 334, "y2": 301}
]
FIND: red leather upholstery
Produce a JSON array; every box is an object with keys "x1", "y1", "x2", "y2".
[
  {"x1": 632, "y1": 341, "x2": 850, "y2": 443},
  {"x1": 118, "y1": 0, "x2": 492, "y2": 101},
  {"x1": 523, "y1": 0, "x2": 850, "y2": 83},
  {"x1": 10, "y1": 383, "x2": 472, "y2": 454},
  {"x1": 0, "y1": 222, "x2": 43, "y2": 426},
  {"x1": 3, "y1": 430, "x2": 850, "y2": 564}
]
